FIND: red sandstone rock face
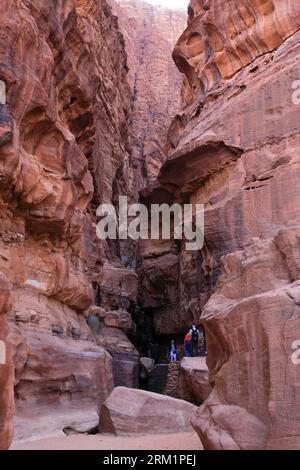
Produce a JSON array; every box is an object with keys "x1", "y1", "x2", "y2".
[
  {"x1": 0, "y1": 274, "x2": 13, "y2": 450},
  {"x1": 164, "y1": 358, "x2": 211, "y2": 405},
  {"x1": 154, "y1": 0, "x2": 300, "y2": 450},
  {"x1": 0, "y1": 0, "x2": 139, "y2": 446},
  {"x1": 178, "y1": 357, "x2": 211, "y2": 404},
  {"x1": 112, "y1": 0, "x2": 187, "y2": 184},
  {"x1": 174, "y1": 0, "x2": 300, "y2": 105}
]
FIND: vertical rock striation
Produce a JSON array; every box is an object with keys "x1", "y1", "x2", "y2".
[
  {"x1": 152, "y1": 0, "x2": 300, "y2": 450},
  {"x1": 0, "y1": 0, "x2": 139, "y2": 444},
  {"x1": 112, "y1": 0, "x2": 187, "y2": 184}
]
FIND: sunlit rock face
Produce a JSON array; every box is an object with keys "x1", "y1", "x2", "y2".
[
  {"x1": 150, "y1": 0, "x2": 300, "y2": 449},
  {"x1": 0, "y1": 0, "x2": 138, "y2": 444}
]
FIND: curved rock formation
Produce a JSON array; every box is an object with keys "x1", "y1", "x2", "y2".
[
  {"x1": 0, "y1": 0, "x2": 188, "y2": 447},
  {"x1": 174, "y1": 0, "x2": 300, "y2": 105},
  {"x1": 153, "y1": 0, "x2": 300, "y2": 450},
  {"x1": 178, "y1": 357, "x2": 211, "y2": 404},
  {"x1": 0, "y1": 0, "x2": 139, "y2": 444}
]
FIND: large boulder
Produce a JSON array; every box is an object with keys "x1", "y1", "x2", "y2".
[
  {"x1": 178, "y1": 357, "x2": 212, "y2": 404},
  {"x1": 99, "y1": 386, "x2": 197, "y2": 435}
]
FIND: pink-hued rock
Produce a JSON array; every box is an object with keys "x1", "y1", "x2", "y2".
[
  {"x1": 0, "y1": 0, "x2": 139, "y2": 442},
  {"x1": 174, "y1": 0, "x2": 300, "y2": 105},
  {"x1": 99, "y1": 386, "x2": 197, "y2": 435},
  {"x1": 112, "y1": 0, "x2": 186, "y2": 184},
  {"x1": 94, "y1": 326, "x2": 139, "y2": 388},
  {"x1": 103, "y1": 310, "x2": 133, "y2": 331},
  {"x1": 179, "y1": 357, "x2": 211, "y2": 404},
  {"x1": 11, "y1": 328, "x2": 114, "y2": 442},
  {"x1": 100, "y1": 261, "x2": 139, "y2": 309},
  {"x1": 143, "y1": 0, "x2": 300, "y2": 450},
  {"x1": 0, "y1": 273, "x2": 13, "y2": 450}
]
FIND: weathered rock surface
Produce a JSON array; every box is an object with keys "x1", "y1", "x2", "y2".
[
  {"x1": 99, "y1": 386, "x2": 197, "y2": 435},
  {"x1": 112, "y1": 0, "x2": 186, "y2": 184},
  {"x1": 93, "y1": 325, "x2": 140, "y2": 388},
  {"x1": 0, "y1": 274, "x2": 13, "y2": 450},
  {"x1": 164, "y1": 358, "x2": 211, "y2": 405},
  {"x1": 174, "y1": 0, "x2": 300, "y2": 106},
  {"x1": 12, "y1": 328, "x2": 114, "y2": 441},
  {"x1": 0, "y1": 0, "x2": 140, "y2": 445},
  {"x1": 178, "y1": 358, "x2": 211, "y2": 404},
  {"x1": 148, "y1": 0, "x2": 300, "y2": 451}
]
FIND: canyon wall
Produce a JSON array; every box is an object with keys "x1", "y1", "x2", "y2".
[
  {"x1": 0, "y1": 0, "x2": 187, "y2": 447},
  {"x1": 5, "y1": 0, "x2": 299, "y2": 452},
  {"x1": 0, "y1": 0, "x2": 140, "y2": 444},
  {"x1": 112, "y1": 0, "x2": 186, "y2": 185},
  {"x1": 110, "y1": 0, "x2": 187, "y2": 354},
  {"x1": 150, "y1": 0, "x2": 300, "y2": 450}
]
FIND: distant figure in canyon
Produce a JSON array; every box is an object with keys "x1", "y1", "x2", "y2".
[
  {"x1": 184, "y1": 332, "x2": 192, "y2": 357},
  {"x1": 191, "y1": 324, "x2": 200, "y2": 357},
  {"x1": 169, "y1": 340, "x2": 177, "y2": 362}
]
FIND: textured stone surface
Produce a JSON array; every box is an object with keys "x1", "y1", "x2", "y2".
[
  {"x1": 0, "y1": 274, "x2": 13, "y2": 450},
  {"x1": 12, "y1": 328, "x2": 114, "y2": 441},
  {"x1": 151, "y1": 0, "x2": 300, "y2": 450},
  {"x1": 164, "y1": 358, "x2": 211, "y2": 405},
  {"x1": 178, "y1": 358, "x2": 211, "y2": 404},
  {"x1": 174, "y1": 0, "x2": 300, "y2": 105},
  {"x1": 93, "y1": 326, "x2": 139, "y2": 388},
  {"x1": 0, "y1": 0, "x2": 139, "y2": 445},
  {"x1": 99, "y1": 386, "x2": 197, "y2": 435},
  {"x1": 112, "y1": 0, "x2": 186, "y2": 184}
]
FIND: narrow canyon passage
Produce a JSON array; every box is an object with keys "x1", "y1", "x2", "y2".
[{"x1": 1, "y1": 0, "x2": 300, "y2": 452}]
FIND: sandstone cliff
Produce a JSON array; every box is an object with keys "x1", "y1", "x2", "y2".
[
  {"x1": 4, "y1": 0, "x2": 299, "y2": 452},
  {"x1": 112, "y1": 0, "x2": 186, "y2": 184},
  {"x1": 147, "y1": 0, "x2": 300, "y2": 450},
  {"x1": 0, "y1": 0, "x2": 139, "y2": 445},
  {"x1": 0, "y1": 0, "x2": 187, "y2": 448}
]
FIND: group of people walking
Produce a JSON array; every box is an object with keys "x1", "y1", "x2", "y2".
[{"x1": 169, "y1": 324, "x2": 206, "y2": 361}]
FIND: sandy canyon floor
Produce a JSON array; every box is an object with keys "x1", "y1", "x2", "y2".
[{"x1": 11, "y1": 432, "x2": 202, "y2": 451}]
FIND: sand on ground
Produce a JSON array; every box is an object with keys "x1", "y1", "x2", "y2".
[{"x1": 11, "y1": 431, "x2": 202, "y2": 450}]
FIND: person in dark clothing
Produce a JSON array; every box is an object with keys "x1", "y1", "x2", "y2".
[{"x1": 191, "y1": 324, "x2": 200, "y2": 357}]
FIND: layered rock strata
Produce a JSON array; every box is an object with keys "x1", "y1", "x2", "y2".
[
  {"x1": 112, "y1": 0, "x2": 187, "y2": 185},
  {"x1": 146, "y1": 0, "x2": 300, "y2": 450},
  {"x1": 0, "y1": 0, "x2": 138, "y2": 444}
]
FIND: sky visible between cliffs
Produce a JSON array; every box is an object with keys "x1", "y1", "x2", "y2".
[{"x1": 147, "y1": 0, "x2": 188, "y2": 9}]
